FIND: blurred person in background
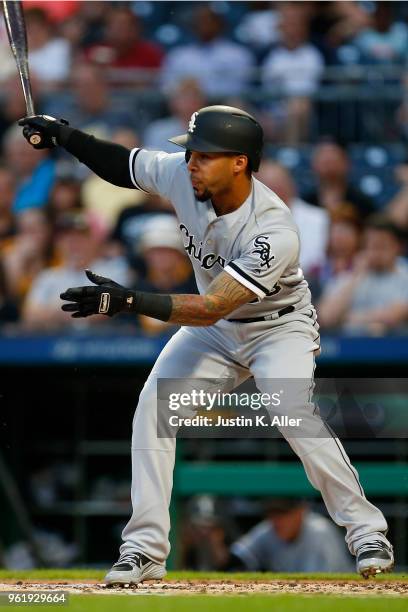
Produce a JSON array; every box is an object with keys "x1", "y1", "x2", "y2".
[
  {"x1": 80, "y1": 128, "x2": 145, "y2": 234},
  {"x1": 0, "y1": 165, "x2": 16, "y2": 243},
  {"x1": 59, "y1": 1, "x2": 107, "y2": 64},
  {"x1": 22, "y1": 0, "x2": 80, "y2": 24},
  {"x1": 318, "y1": 215, "x2": 408, "y2": 335},
  {"x1": 46, "y1": 177, "x2": 82, "y2": 228},
  {"x1": 74, "y1": 1, "x2": 107, "y2": 48},
  {"x1": 257, "y1": 161, "x2": 329, "y2": 284},
  {"x1": 387, "y1": 161, "x2": 408, "y2": 231},
  {"x1": 316, "y1": 1, "x2": 370, "y2": 51},
  {"x1": 1, "y1": 208, "x2": 57, "y2": 304},
  {"x1": 304, "y1": 140, "x2": 376, "y2": 219},
  {"x1": 43, "y1": 62, "x2": 137, "y2": 139},
  {"x1": 0, "y1": 256, "x2": 19, "y2": 326},
  {"x1": 261, "y1": 2, "x2": 324, "y2": 143},
  {"x1": 0, "y1": 20, "x2": 18, "y2": 82},
  {"x1": 134, "y1": 214, "x2": 196, "y2": 336},
  {"x1": 0, "y1": 75, "x2": 41, "y2": 147},
  {"x1": 46, "y1": 176, "x2": 105, "y2": 242},
  {"x1": 22, "y1": 210, "x2": 131, "y2": 331},
  {"x1": 110, "y1": 194, "x2": 174, "y2": 273},
  {"x1": 3, "y1": 126, "x2": 56, "y2": 215},
  {"x1": 318, "y1": 205, "x2": 363, "y2": 291},
  {"x1": 144, "y1": 78, "x2": 206, "y2": 153},
  {"x1": 161, "y1": 5, "x2": 255, "y2": 99},
  {"x1": 347, "y1": 0, "x2": 407, "y2": 135},
  {"x1": 181, "y1": 495, "x2": 234, "y2": 571},
  {"x1": 84, "y1": 6, "x2": 163, "y2": 77},
  {"x1": 234, "y1": 1, "x2": 280, "y2": 59},
  {"x1": 25, "y1": 7, "x2": 71, "y2": 87},
  {"x1": 351, "y1": 1, "x2": 408, "y2": 65},
  {"x1": 226, "y1": 498, "x2": 353, "y2": 572}
]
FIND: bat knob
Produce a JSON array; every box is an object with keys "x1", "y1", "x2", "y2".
[{"x1": 29, "y1": 133, "x2": 42, "y2": 146}]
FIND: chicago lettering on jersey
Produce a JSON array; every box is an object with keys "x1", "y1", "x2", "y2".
[{"x1": 180, "y1": 224, "x2": 226, "y2": 270}]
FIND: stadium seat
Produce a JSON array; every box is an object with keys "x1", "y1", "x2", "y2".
[
  {"x1": 354, "y1": 171, "x2": 400, "y2": 208},
  {"x1": 350, "y1": 144, "x2": 406, "y2": 168},
  {"x1": 264, "y1": 145, "x2": 313, "y2": 171}
]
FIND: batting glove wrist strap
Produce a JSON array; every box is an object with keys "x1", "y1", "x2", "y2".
[
  {"x1": 19, "y1": 115, "x2": 69, "y2": 149},
  {"x1": 60, "y1": 270, "x2": 172, "y2": 321}
]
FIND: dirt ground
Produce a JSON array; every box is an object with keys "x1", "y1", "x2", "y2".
[{"x1": 0, "y1": 579, "x2": 407, "y2": 597}]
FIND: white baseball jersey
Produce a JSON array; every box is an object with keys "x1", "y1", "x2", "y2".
[{"x1": 128, "y1": 149, "x2": 312, "y2": 319}]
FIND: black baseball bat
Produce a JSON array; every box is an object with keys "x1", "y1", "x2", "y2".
[{"x1": 2, "y1": 0, "x2": 42, "y2": 145}]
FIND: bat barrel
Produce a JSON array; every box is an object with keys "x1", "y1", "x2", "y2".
[{"x1": 2, "y1": 0, "x2": 36, "y2": 116}]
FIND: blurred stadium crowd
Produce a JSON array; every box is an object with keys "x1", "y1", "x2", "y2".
[{"x1": 0, "y1": 0, "x2": 408, "y2": 336}]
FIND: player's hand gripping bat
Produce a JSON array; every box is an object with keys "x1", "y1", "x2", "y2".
[{"x1": 2, "y1": 0, "x2": 42, "y2": 145}]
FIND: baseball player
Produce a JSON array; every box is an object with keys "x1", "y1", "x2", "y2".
[{"x1": 19, "y1": 107, "x2": 394, "y2": 583}]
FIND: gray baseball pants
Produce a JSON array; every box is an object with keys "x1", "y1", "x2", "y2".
[{"x1": 119, "y1": 310, "x2": 389, "y2": 563}]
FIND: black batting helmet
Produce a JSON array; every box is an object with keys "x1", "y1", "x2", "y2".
[{"x1": 168, "y1": 105, "x2": 264, "y2": 172}]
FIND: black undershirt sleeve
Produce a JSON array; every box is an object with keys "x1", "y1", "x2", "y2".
[{"x1": 57, "y1": 125, "x2": 135, "y2": 189}]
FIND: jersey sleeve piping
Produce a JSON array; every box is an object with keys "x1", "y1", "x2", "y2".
[
  {"x1": 129, "y1": 148, "x2": 151, "y2": 193},
  {"x1": 224, "y1": 262, "x2": 268, "y2": 298}
]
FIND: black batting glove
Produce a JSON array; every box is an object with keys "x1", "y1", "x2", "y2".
[
  {"x1": 18, "y1": 115, "x2": 69, "y2": 150},
  {"x1": 60, "y1": 269, "x2": 138, "y2": 318}
]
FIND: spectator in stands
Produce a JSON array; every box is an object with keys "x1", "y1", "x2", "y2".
[
  {"x1": 310, "y1": 2, "x2": 370, "y2": 54},
  {"x1": 22, "y1": 210, "x2": 130, "y2": 330},
  {"x1": 0, "y1": 256, "x2": 18, "y2": 325},
  {"x1": 257, "y1": 161, "x2": 329, "y2": 281},
  {"x1": 25, "y1": 8, "x2": 71, "y2": 86},
  {"x1": 74, "y1": 1, "x2": 107, "y2": 48},
  {"x1": 352, "y1": 1, "x2": 408, "y2": 65},
  {"x1": 181, "y1": 495, "x2": 234, "y2": 571},
  {"x1": 261, "y1": 3, "x2": 324, "y2": 143},
  {"x1": 319, "y1": 205, "x2": 363, "y2": 290},
  {"x1": 46, "y1": 175, "x2": 108, "y2": 245},
  {"x1": 47, "y1": 178, "x2": 82, "y2": 226},
  {"x1": 387, "y1": 162, "x2": 408, "y2": 230},
  {"x1": 134, "y1": 214, "x2": 196, "y2": 335},
  {"x1": 144, "y1": 78, "x2": 206, "y2": 153},
  {"x1": 110, "y1": 194, "x2": 174, "y2": 273},
  {"x1": 161, "y1": 5, "x2": 255, "y2": 99},
  {"x1": 0, "y1": 166, "x2": 16, "y2": 244},
  {"x1": 59, "y1": 1, "x2": 106, "y2": 63},
  {"x1": 84, "y1": 6, "x2": 163, "y2": 76},
  {"x1": 1, "y1": 208, "x2": 56, "y2": 303},
  {"x1": 0, "y1": 76, "x2": 41, "y2": 148},
  {"x1": 44, "y1": 62, "x2": 137, "y2": 140},
  {"x1": 22, "y1": 0, "x2": 80, "y2": 24},
  {"x1": 304, "y1": 141, "x2": 376, "y2": 219},
  {"x1": 234, "y1": 1, "x2": 280, "y2": 57},
  {"x1": 81, "y1": 128, "x2": 145, "y2": 233},
  {"x1": 3, "y1": 126, "x2": 56, "y2": 215},
  {"x1": 227, "y1": 498, "x2": 353, "y2": 572},
  {"x1": 0, "y1": 21, "x2": 18, "y2": 82},
  {"x1": 318, "y1": 215, "x2": 408, "y2": 335}
]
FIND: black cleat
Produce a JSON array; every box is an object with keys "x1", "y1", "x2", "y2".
[
  {"x1": 104, "y1": 551, "x2": 166, "y2": 586},
  {"x1": 356, "y1": 540, "x2": 394, "y2": 578}
]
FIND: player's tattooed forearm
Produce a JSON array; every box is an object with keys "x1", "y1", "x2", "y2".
[
  {"x1": 168, "y1": 272, "x2": 256, "y2": 326},
  {"x1": 169, "y1": 294, "x2": 217, "y2": 325},
  {"x1": 207, "y1": 272, "x2": 253, "y2": 305}
]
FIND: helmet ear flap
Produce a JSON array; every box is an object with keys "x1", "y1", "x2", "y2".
[{"x1": 185, "y1": 150, "x2": 192, "y2": 164}]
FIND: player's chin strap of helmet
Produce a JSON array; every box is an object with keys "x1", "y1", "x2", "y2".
[{"x1": 60, "y1": 270, "x2": 172, "y2": 320}]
